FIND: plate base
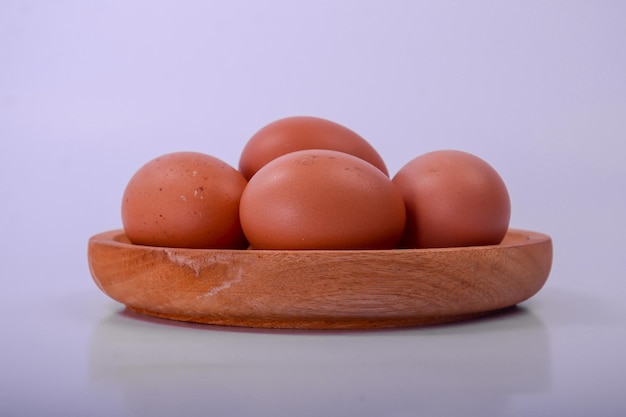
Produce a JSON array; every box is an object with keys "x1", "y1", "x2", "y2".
[{"x1": 126, "y1": 305, "x2": 516, "y2": 329}]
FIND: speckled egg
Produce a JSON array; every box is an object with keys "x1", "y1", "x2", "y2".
[{"x1": 121, "y1": 151, "x2": 248, "y2": 249}]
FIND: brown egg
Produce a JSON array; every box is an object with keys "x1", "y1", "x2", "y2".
[
  {"x1": 121, "y1": 151, "x2": 248, "y2": 249},
  {"x1": 238, "y1": 116, "x2": 389, "y2": 180},
  {"x1": 392, "y1": 150, "x2": 511, "y2": 249},
  {"x1": 240, "y1": 149, "x2": 405, "y2": 250}
]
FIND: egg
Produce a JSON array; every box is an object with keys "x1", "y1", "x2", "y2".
[
  {"x1": 240, "y1": 149, "x2": 406, "y2": 250},
  {"x1": 392, "y1": 150, "x2": 511, "y2": 249},
  {"x1": 238, "y1": 116, "x2": 389, "y2": 180},
  {"x1": 121, "y1": 151, "x2": 248, "y2": 249}
]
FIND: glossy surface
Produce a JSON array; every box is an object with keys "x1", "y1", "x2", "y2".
[
  {"x1": 238, "y1": 116, "x2": 389, "y2": 179},
  {"x1": 88, "y1": 228, "x2": 552, "y2": 328},
  {"x1": 393, "y1": 150, "x2": 511, "y2": 248},
  {"x1": 240, "y1": 150, "x2": 405, "y2": 249}
]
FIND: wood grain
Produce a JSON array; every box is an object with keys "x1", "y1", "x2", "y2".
[{"x1": 87, "y1": 229, "x2": 552, "y2": 329}]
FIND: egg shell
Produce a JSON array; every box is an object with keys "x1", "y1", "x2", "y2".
[
  {"x1": 392, "y1": 150, "x2": 511, "y2": 249},
  {"x1": 238, "y1": 116, "x2": 389, "y2": 180},
  {"x1": 121, "y1": 151, "x2": 248, "y2": 249},
  {"x1": 240, "y1": 149, "x2": 406, "y2": 250}
]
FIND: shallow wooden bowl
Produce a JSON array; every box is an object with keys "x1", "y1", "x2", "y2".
[{"x1": 88, "y1": 228, "x2": 552, "y2": 329}]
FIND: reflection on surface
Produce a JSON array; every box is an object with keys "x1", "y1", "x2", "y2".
[{"x1": 89, "y1": 306, "x2": 550, "y2": 417}]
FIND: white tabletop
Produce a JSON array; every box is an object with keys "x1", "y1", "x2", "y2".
[{"x1": 2, "y1": 2, "x2": 625, "y2": 416}]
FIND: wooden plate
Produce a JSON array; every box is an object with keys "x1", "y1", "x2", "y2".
[{"x1": 88, "y1": 228, "x2": 552, "y2": 329}]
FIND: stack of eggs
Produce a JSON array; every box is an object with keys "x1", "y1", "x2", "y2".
[{"x1": 121, "y1": 116, "x2": 510, "y2": 251}]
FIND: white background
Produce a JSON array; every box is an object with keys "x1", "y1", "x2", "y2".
[{"x1": 1, "y1": 1, "x2": 625, "y2": 416}]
